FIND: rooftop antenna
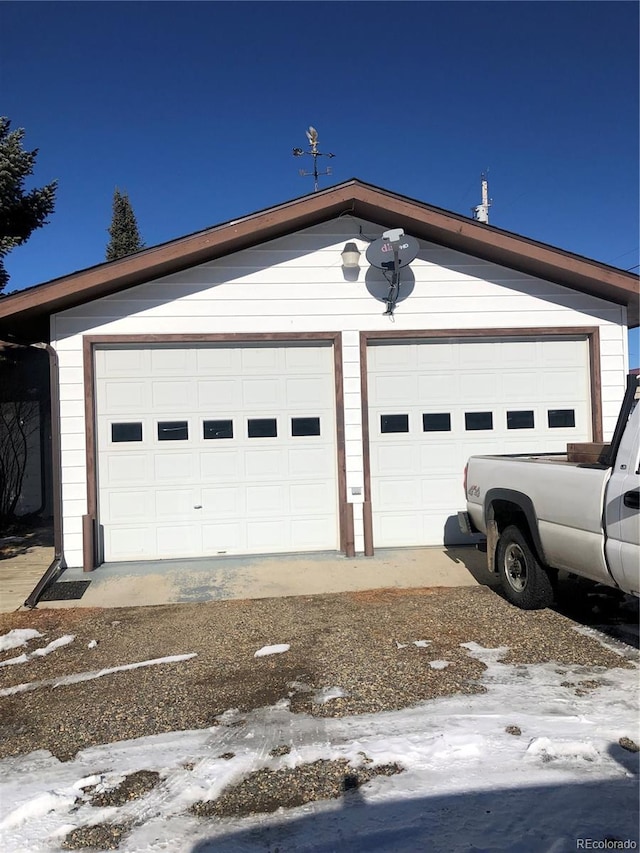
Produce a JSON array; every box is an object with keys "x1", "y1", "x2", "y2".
[
  {"x1": 292, "y1": 126, "x2": 335, "y2": 192},
  {"x1": 472, "y1": 171, "x2": 492, "y2": 224}
]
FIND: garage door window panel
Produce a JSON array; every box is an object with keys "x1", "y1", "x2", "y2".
[
  {"x1": 507, "y1": 410, "x2": 535, "y2": 430},
  {"x1": 248, "y1": 418, "x2": 278, "y2": 438},
  {"x1": 381, "y1": 414, "x2": 409, "y2": 434},
  {"x1": 111, "y1": 422, "x2": 143, "y2": 443},
  {"x1": 291, "y1": 417, "x2": 321, "y2": 437},
  {"x1": 423, "y1": 413, "x2": 451, "y2": 432},
  {"x1": 465, "y1": 412, "x2": 494, "y2": 431},
  {"x1": 548, "y1": 409, "x2": 576, "y2": 428},
  {"x1": 157, "y1": 421, "x2": 189, "y2": 441},
  {"x1": 203, "y1": 419, "x2": 234, "y2": 439}
]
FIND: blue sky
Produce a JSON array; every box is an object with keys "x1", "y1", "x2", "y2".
[{"x1": 2, "y1": 1, "x2": 639, "y2": 363}]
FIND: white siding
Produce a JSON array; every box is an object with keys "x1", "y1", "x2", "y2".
[{"x1": 52, "y1": 217, "x2": 628, "y2": 567}]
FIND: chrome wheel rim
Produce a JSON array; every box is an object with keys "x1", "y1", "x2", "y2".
[{"x1": 504, "y1": 543, "x2": 528, "y2": 592}]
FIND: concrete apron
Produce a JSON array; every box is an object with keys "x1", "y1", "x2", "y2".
[{"x1": 35, "y1": 547, "x2": 493, "y2": 610}]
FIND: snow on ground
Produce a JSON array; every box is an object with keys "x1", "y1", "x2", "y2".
[
  {"x1": 0, "y1": 634, "x2": 76, "y2": 668},
  {"x1": 0, "y1": 653, "x2": 198, "y2": 697},
  {"x1": 253, "y1": 644, "x2": 290, "y2": 658},
  {"x1": 0, "y1": 628, "x2": 43, "y2": 652},
  {"x1": 0, "y1": 637, "x2": 638, "y2": 852},
  {"x1": 313, "y1": 685, "x2": 350, "y2": 704}
]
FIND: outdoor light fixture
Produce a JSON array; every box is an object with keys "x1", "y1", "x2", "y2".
[{"x1": 341, "y1": 242, "x2": 361, "y2": 269}]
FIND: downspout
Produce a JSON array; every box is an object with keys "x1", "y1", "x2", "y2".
[{"x1": 24, "y1": 342, "x2": 65, "y2": 607}]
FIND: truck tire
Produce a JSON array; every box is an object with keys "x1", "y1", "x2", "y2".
[{"x1": 496, "y1": 525, "x2": 554, "y2": 610}]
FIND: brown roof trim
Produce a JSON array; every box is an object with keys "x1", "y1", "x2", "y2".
[{"x1": 0, "y1": 179, "x2": 637, "y2": 342}]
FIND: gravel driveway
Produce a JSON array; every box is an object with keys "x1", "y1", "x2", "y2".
[{"x1": 0, "y1": 585, "x2": 636, "y2": 763}]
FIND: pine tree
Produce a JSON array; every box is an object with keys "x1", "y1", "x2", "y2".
[
  {"x1": 0, "y1": 117, "x2": 57, "y2": 292},
  {"x1": 106, "y1": 188, "x2": 145, "y2": 261}
]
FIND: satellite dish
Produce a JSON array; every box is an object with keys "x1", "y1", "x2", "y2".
[
  {"x1": 366, "y1": 235, "x2": 420, "y2": 270},
  {"x1": 365, "y1": 267, "x2": 415, "y2": 304}
]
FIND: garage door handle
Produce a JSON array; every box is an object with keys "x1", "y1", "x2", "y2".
[{"x1": 194, "y1": 505, "x2": 202, "y2": 509}]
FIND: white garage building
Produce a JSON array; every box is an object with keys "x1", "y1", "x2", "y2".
[{"x1": 0, "y1": 180, "x2": 637, "y2": 574}]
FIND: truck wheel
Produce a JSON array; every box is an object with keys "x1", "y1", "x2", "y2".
[{"x1": 496, "y1": 525, "x2": 554, "y2": 610}]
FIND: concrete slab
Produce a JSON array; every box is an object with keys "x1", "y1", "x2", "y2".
[{"x1": 32, "y1": 546, "x2": 494, "y2": 610}]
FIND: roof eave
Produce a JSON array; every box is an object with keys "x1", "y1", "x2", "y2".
[{"x1": 0, "y1": 179, "x2": 637, "y2": 342}]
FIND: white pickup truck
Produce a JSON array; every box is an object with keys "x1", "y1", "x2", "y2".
[{"x1": 459, "y1": 375, "x2": 640, "y2": 609}]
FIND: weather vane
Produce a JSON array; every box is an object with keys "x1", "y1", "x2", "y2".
[{"x1": 292, "y1": 126, "x2": 335, "y2": 192}]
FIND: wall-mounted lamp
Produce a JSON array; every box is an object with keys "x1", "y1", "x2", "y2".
[{"x1": 340, "y1": 242, "x2": 361, "y2": 269}]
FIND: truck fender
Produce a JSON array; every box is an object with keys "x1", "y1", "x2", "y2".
[{"x1": 484, "y1": 489, "x2": 547, "y2": 570}]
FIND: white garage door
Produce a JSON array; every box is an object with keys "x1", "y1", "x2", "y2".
[
  {"x1": 367, "y1": 336, "x2": 591, "y2": 547},
  {"x1": 95, "y1": 344, "x2": 339, "y2": 562}
]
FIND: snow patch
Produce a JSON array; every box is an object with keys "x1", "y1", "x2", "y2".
[
  {"x1": 0, "y1": 635, "x2": 75, "y2": 668},
  {"x1": 526, "y1": 736, "x2": 601, "y2": 763},
  {"x1": 429, "y1": 660, "x2": 450, "y2": 670},
  {"x1": 313, "y1": 686, "x2": 349, "y2": 704},
  {"x1": 572, "y1": 624, "x2": 632, "y2": 657},
  {"x1": 32, "y1": 635, "x2": 75, "y2": 657},
  {"x1": 0, "y1": 654, "x2": 197, "y2": 697},
  {"x1": 0, "y1": 790, "x2": 77, "y2": 829},
  {"x1": 0, "y1": 654, "x2": 28, "y2": 668},
  {"x1": 254, "y1": 644, "x2": 290, "y2": 658},
  {"x1": 460, "y1": 641, "x2": 510, "y2": 665},
  {"x1": 0, "y1": 629, "x2": 42, "y2": 653}
]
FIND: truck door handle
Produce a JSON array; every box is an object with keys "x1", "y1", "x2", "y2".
[{"x1": 623, "y1": 488, "x2": 640, "y2": 509}]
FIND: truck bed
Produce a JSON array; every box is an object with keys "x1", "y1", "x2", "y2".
[
  {"x1": 470, "y1": 453, "x2": 609, "y2": 468},
  {"x1": 465, "y1": 453, "x2": 611, "y2": 582}
]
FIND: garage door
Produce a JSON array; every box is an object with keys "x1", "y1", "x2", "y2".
[
  {"x1": 367, "y1": 336, "x2": 591, "y2": 547},
  {"x1": 95, "y1": 344, "x2": 339, "y2": 561}
]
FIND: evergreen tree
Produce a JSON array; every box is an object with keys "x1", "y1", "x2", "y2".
[
  {"x1": 106, "y1": 188, "x2": 144, "y2": 261},
  {"x1": 0, "y1": 117, "x2": 57, "y2": 292}
]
